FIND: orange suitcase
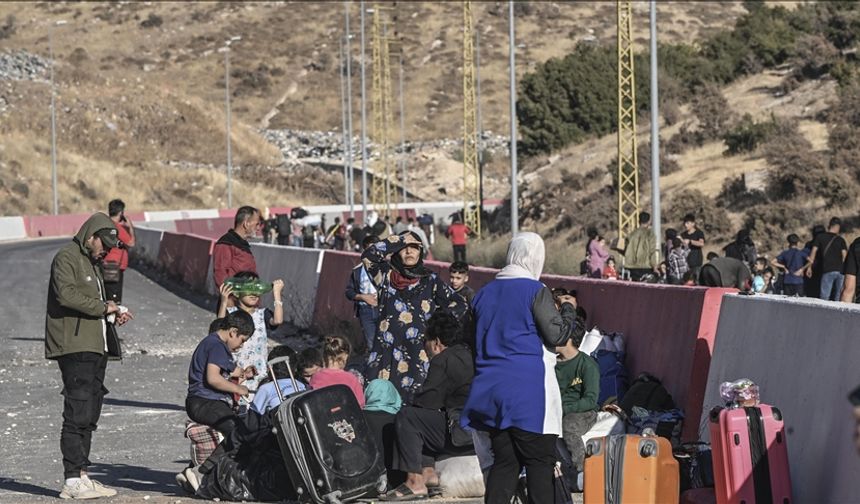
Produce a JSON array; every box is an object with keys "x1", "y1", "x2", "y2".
[{"x1": 584, "y1": 434, "x2": 679, "y2": 504}]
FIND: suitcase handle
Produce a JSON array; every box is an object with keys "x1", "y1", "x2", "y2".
[{"x1": 267, "y1": 356, "x2": 301, "y2": 403}]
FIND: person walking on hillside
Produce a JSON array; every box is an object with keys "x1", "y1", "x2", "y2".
[
  {"x1": 102, "y1": 199, "x2": 135, "y2": 303},
  {"x1": 461, "y1": 232, "x2": 581, "y2": 503},
  {"x1": 772, "y1": 234, "x2": 809, "y2": 297},
  {"x1": 623, "y1": 212, "x2": 659, "y2": 281},
  {"x1": 807, "y1": 217, "x2": 849, "y2": 301},
  {"x1": 361, "y1": 231, "x2": 464, "y2": 404},
  {"x1": 446, "y1": 216, "x2": 472, "y2": 263},
  {"x1": 680, "y1": 214, "x2": 706, "y2": 278},
  {"x1": 213, "y1": 206, "x2": 260, "y2": 291},
  {"x1": 46, "y1": 213, "x2": 135, "y2": 500}
]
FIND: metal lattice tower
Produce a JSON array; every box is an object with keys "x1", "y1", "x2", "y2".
[
  {"x1": 462, "y1": 1, "x2": 481, "y2": 236},
  {"x1": 616, "y1": 0, "x2": 640, "y2": 242},
  {"x1": 370, "y1": 4, "x2": 396, "y2": 217}
]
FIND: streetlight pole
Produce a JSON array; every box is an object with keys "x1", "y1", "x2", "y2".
[
  {"x1": 508, "y1": 1, "x2": 518, "y2": 236},
  {"x1": 345, "y1": 2, "x2": 355, "y2": 216},
  {"x1": 339, "y1": 36, "x2": 350, "y2": 206},
  {"x1": 225, "y1": 44, "x2": 233, "y2": 208},
  {"x1": 222, "y1": 36, "x2": 241, "y2": 209},
  {"x1": 48, "y1": 20, "x2": 66, "y2": 216},
  {"x1": 399, "y1": 54, "x2": 407, "y2": 204},
  {"x1": 359, "y1": 0, "x2": 369, "y2": 221},
  {"x1": 476, "y1": 29, "x2": 484, "y2": 218},
  {"x1": 650, "y1": 0, "x2": 662, "y2": 259}
]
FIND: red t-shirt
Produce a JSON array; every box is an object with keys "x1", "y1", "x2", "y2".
[
  {"x1": 104, "y1": 222, "x2": 134, "y2": 270},
  {"x1": 447, "y1": 223, "x2": 472, "y2": 246},
  {"x1": 309, "y1": 368, "x2": 366, "y2": 408}
]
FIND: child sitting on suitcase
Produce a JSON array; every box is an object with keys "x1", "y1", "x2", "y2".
[
  {"x1": 555, "y1": 309, "x2": 600, "y2": 490},
  {"x1": 218, "y1": 271, "x2": 285, "y2": 407},
  {"x1": 308, "y1": 336, "x2": 366, "y2": 407},
  {"x1": 250, "y1": 345, "x2": 307, "y2": 416},
  {"x1": 296, "y1": 347, "x2": 324, "y2": 384},
  {"x1": 176, "y1": 311, "x2": 256, "y2": 493}
]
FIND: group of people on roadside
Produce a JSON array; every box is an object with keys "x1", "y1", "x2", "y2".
[{"x1": 584, "y1": 211, "x2": 860, "y2": 302}]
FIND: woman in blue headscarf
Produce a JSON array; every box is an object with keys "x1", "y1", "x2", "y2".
[{"x1": 462, "y1": 232, "x2": 579, "y2": 504}]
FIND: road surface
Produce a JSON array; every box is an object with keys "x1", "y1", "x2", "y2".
[{"x1": 0, "y1": 238, "x2": 495, "y2": 503}]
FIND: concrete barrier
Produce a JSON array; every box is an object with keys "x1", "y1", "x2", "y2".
[
  {"x1": 132, "y1": 227, "x2": 164, "y2": 265},
  {"x1": 312, "y1": 250, "x2": 363, "y2": 330},
  {"x1": 26, "y1": 213, "x2": 92, "y2": 237},
  {"x1": 701, "y1": 294, "x2": 860, "y2": 503},
  {"x1": 174, "y1": 217, "x2": 234, "y2": 240},
  {"x1": 0, "y1": 216, "x2": 28, "y2": 241},
  {"x1": 250, "y1": 243, "x2": 324, "y2": 328},
  {"x1": 144, "y1": 209, "x2": 220, "y2": 222},
  {"x1": 136, "y1": 219, "x2": 177, "y2": 232},
  {"x1": 156, "y1": 232, "x2": 214, "y2": 293}
]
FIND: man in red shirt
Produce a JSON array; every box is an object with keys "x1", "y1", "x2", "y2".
[
  {"x1": 213, "y1": 206, "x2": 260, "y2": 290},
  {"x1": 446, "y1": 215, "x2": 472, "y2": 263},
  {"x1": 103, "y1": 199, "x2": 135, "y2": 303}
]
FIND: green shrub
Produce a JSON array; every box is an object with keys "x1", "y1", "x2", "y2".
[{"x1": 722, "y1": 114, "x2": 778, "y2": 155}]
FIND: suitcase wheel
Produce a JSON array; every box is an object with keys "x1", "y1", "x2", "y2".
[
  {"x1": 639, "y1": 439, "x2": 657, "y2": 458},
  {"x1": 585, "y1": 439, "x2": 601, "y2": 457},
  {"x1": 709, "y1": 406, "x2": 724, "y2": 422},
  {"x1": 772, "y1": 407, "x2": 783, "y2": 421}
]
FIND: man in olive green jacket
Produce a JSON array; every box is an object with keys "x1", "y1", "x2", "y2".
[
  {"x1": 45, "y1": 212, "x2": 134, "y2": 500},
  {"x1": 623, "y1": 212, "x2": 660, "y2": 282}
]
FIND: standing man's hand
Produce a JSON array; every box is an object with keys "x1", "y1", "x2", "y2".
[
  {"x1": 116, "y1": 309, "x2": 134, "y2": 326},
  {"x1": 558, "y1": 295, "x2": 577, "y2": 309},
  {"x1": 104, "y1": 301, "x2": 119, "y2": 315}
]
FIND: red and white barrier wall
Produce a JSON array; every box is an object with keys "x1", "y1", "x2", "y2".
[{"x1": 0, "y1": 217, "x2": 27, "y2": 241}]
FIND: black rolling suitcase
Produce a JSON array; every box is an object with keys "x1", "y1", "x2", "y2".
[{"x1": 267, "y1": 356, "x2": 386, "y2": 504}]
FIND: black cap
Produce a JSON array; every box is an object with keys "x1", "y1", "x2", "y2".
[{"x1": 95, "y1": 228, "x2": 121, "y2": 249}]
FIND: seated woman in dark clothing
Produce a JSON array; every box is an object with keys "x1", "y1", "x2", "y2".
[{"x1": 383, "y1": 311, "x2": 475, "y2": 501}]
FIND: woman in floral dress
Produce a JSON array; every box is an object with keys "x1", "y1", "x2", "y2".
[{"x1": 362, "y1": 231, "x2": 463, "y2": 404}]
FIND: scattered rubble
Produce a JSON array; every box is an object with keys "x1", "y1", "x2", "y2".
[{"x1": 0, "y1": 50, "x2": 50, "y2": 82}]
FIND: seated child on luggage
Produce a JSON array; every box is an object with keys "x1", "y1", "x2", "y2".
[
  {"x1": 296, "y1": 347, "x2": 324, "y2": 385},
  {"x1": 363, "y1": 379, "x2": 404, "y2": 488},
  {"x1": 250, "y1": 345, "x2": 307, "y2": 416},
  {"x1": 180, "y1": 311, "x2": 256, "y2": 486},
  {"x1": 555, "y1": 311, "x2": 600, "y2": 486},
  {"x1": 218, "y1": 271, "x2": 285, "y2": 405},
  {"x1": 308, "y1": 336, "x2": 366, "y2": 407}
]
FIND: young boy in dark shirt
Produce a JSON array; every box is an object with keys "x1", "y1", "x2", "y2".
[
  {"x1": 555, "y1": 318, "x2": 600, "y2": 489},
  {"x1": 448, "y1": 261, "x2": 475, "y2": 305},
  {"x1": 176, "y1": 311, "x2": 256, "y2": 493}
]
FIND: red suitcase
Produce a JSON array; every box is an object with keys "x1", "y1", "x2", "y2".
[{"x1": 708, "y1": 404, "x2": 792, "y2": 504}]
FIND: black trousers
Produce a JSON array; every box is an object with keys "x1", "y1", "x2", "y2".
[
  {"x1": 103, "y1": 270, "x2": 124, "y2": 304},
  {"x1": 452, "y1": 245, "x2": 467, "y2": 263},
  {"x1": 186, "y1": 396, "x2": 241, "y2": 473},
  {"x1": 783, "y1": 283, "x2": 804, "y2": 297},
  {"x1": 485, "y1": 428, "x2": 556, "y2": 504},
  {"x1": 393, "y1": 406, "x2": 474, "y2": 474},
  {"x1": 58, "y1": 352, "x2": 109, "y2": 479}
]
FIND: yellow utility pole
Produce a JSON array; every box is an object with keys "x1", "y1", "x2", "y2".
[
  {"x1": 616, "y1": 0, "x2": 640, "y2": 243},
  {"x1": 370, "y1": 4, "x2": 396, "y2": 217},
  {"x1": 462, "y1": 1, "x2": 481, "y2": 236}
]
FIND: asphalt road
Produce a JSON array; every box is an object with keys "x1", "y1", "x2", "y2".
[{"x1": 0, "y1": 239, "x2": 497, "y2": 504}]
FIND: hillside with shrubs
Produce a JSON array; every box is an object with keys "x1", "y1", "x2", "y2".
[{"x1": 513, "y1": 1, "x2": 860, "y2": 261}]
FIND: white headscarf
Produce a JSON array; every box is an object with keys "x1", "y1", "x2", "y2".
[{"x1": 496, "y1": 232, "x2": 545, "y2": 281}]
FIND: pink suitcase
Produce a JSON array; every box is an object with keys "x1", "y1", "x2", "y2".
[{"x1": 708, "y1": 404, "x2": 792, "y2": 504}]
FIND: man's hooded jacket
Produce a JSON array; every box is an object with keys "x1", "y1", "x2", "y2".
[{"x1": 45, "y1": 213, "x2": 115, "y2": 359}]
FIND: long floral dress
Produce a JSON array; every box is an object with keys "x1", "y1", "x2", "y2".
[{"x1": 363, "y1": 234, "x2": 463, "y2": 404}]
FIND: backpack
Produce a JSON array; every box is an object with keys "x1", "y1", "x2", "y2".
[
  {"x1": 592, "y1": 349, "x2": 628, "y2": 406},
  {"x1": 619, "y1": 372, "x2": 675, "y2": 417}
]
